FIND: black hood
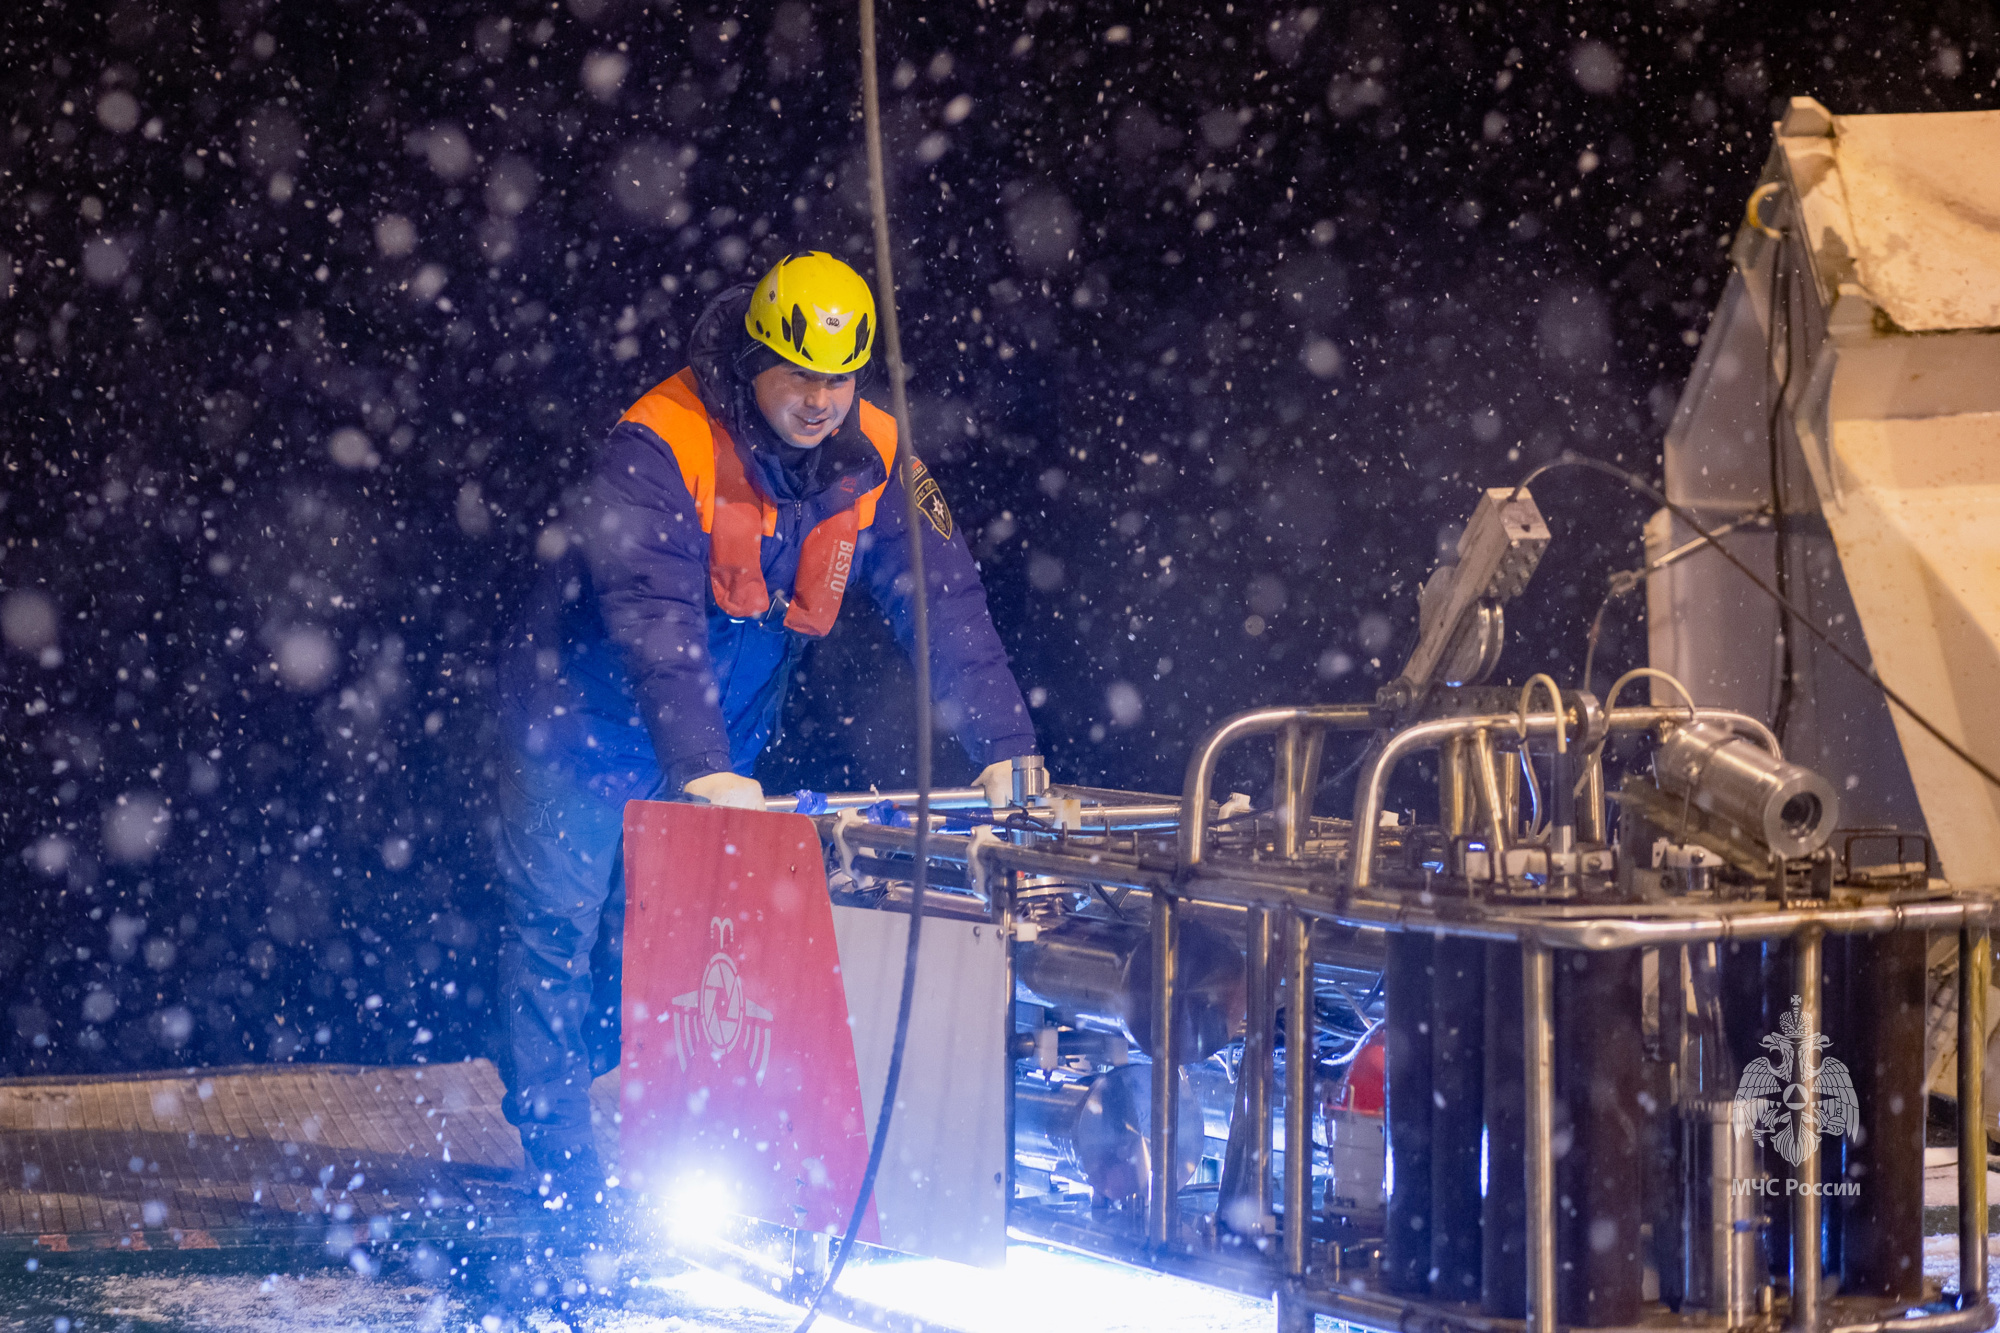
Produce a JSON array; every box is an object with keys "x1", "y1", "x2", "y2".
[
  {"x1": 688, "y1": 283, "x2": 774, "y2": 441},
  {"x1": 687, "y1": 285, "x2": 885, "y2": 506}
]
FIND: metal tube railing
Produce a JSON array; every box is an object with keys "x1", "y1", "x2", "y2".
[
  {"x1": 1278, "y1": 722, "x2": 1308, "y2": 860},
  {"x1": 831, "y1": 821, "x2": 1998, "y2": 948},
  {"x1": 1218, "y1": 907, "x2": 1275, "y2": 1238},
  {"x1": 1146, "y1": 888, "x2": 1181, "y2": 1250},
  {"x1": 1047, "y1": 783, "x2": 1185, "y2": 806},
  {"x1": 1523, "y1": 942, "x2": 1557, "y2": 1333},
  {"x1": 1470, "y1": 725, "x2": 1512, "y2": 867},
  {"x1": 764, "y1": 787, "x2": 988, "y2": 812},
  {"x1": 1959, "y1": 926, "x2": 1989, "y2": 1310},
  {"x1": 1283, "y1": 908, "x2": 1312, "y2": 1279},
  {"x1": 1251, "y1": 909, "x2": 1275, "y2": 1232},
  {"x1": 1579, "y1": 752, "x2": 1607, "y2": 843},
  {"x1": 1179, "y1": 704, "x2": 1377, "y2": 868},
  {"x1": 1790, "y1": 928, "x2": 1824, "y2": 1333}
]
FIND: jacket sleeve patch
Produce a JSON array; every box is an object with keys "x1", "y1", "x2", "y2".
[{"x1": 909, "y1": 460, "x2": 953, "y2": 540}]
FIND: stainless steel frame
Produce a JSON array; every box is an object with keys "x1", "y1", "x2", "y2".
[
  {"x1": 811, "y1": 691, "x2": 1995, "y2": 1333},
  {"x1": 1959, "y1": 926, "x2": 1990, "y2": 1312},
  {"x1": 1523, "y1": 940, "x2": 1557, "y2": 1333}
]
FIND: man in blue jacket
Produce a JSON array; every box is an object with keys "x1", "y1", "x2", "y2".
[{"x1": 493, "y1": 252, "x2": 1038, "y2": 1203}]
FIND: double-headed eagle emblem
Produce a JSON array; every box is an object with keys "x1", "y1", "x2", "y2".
[
  {"x1": 670, "y1": 917, "x2": 774, "y2": 1086},
  {"x1": 1731, "y1": 994, "x2": 1859, "y2": 1167}
]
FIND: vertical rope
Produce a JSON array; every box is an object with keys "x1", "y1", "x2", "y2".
[{"x1": 791, "y1": 0, "x2": 932, "y2": 1325}]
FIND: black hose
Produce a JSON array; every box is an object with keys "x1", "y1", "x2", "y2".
[
  {"x1": 1764, "y1": 226, "x2": 1799, "y2": 744},
  {"x1": 791, "y1": 1, "x2": 932, "y2": 1327}
]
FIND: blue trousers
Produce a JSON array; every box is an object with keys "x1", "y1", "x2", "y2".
[{"x1": 492, "y1": 666, "x2": 662, "y2": 1166}]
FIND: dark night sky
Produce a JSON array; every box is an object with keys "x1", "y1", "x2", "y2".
[{"x1": 0, "y1": 0, "x2": 1991, "y2": 1074}]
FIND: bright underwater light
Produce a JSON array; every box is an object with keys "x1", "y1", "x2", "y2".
[{"x1": 660, "y1": 1170, "x2": 738, "y2": 1240}]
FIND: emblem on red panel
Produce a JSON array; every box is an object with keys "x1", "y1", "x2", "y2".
[{"x1": 672, "y1": 917, "x2": 774, "y2": 1085}]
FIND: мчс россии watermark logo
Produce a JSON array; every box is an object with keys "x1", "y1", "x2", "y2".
[{"x1": 1730, "y1": 994, "x2": 1860, "y2": 1195}]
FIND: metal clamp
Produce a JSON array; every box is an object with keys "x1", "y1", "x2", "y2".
[
  {"x1": 1011, "y1": 754, "x2": 1050, "y2": 807},
  {"x1": 831, "y1": 808, "x2": 868, "y2": 883},
  {"x1": 965, "y1": 824, "x2": 1005, "y2": 905}
]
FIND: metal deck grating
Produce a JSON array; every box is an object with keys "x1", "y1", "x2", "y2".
[{"x1": 0, "y1": 1059, "x2": 613, "y2": 1258}]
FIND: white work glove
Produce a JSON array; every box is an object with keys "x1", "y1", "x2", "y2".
[
  {"x1": 975, "y1": 759, "x2": 1018, "y2": 810},
  {"x1": 683, "y1": 771, "x2": 767, "y2": 810}
]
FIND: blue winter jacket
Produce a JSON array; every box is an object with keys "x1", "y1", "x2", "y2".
[{"x1": 499, "y1": 288, "x2": 1037, "y2": 792}]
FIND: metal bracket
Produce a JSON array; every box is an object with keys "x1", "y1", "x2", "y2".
[
  {"x1": 965, "y1": 824, "x2": 1005, "y2": 905},
  {"x1": 1383, "y1": 488, "x2": 1550, "y2": 715}
]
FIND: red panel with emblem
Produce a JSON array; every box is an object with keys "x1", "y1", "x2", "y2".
[{"x1": 620, "y1": 800, "x2": 876, "y2": 1240}]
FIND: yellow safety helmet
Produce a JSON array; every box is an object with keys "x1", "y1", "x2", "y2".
[{"x1": 745, "y1": 251, "x2": 876, "y2": 373}]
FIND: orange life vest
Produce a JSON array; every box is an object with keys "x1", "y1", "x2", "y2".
[{"x1": 619, "y1": 369, "x2": 897, "y2": 637}]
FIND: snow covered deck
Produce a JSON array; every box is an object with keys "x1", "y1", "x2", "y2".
[{"x1": 0, "y1": 1059, "x2": 591, "y2": 1260}]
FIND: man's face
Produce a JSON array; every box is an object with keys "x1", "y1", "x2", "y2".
[{"x1": 752, "y1": 363, "x2": 857, "y2": 448}]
